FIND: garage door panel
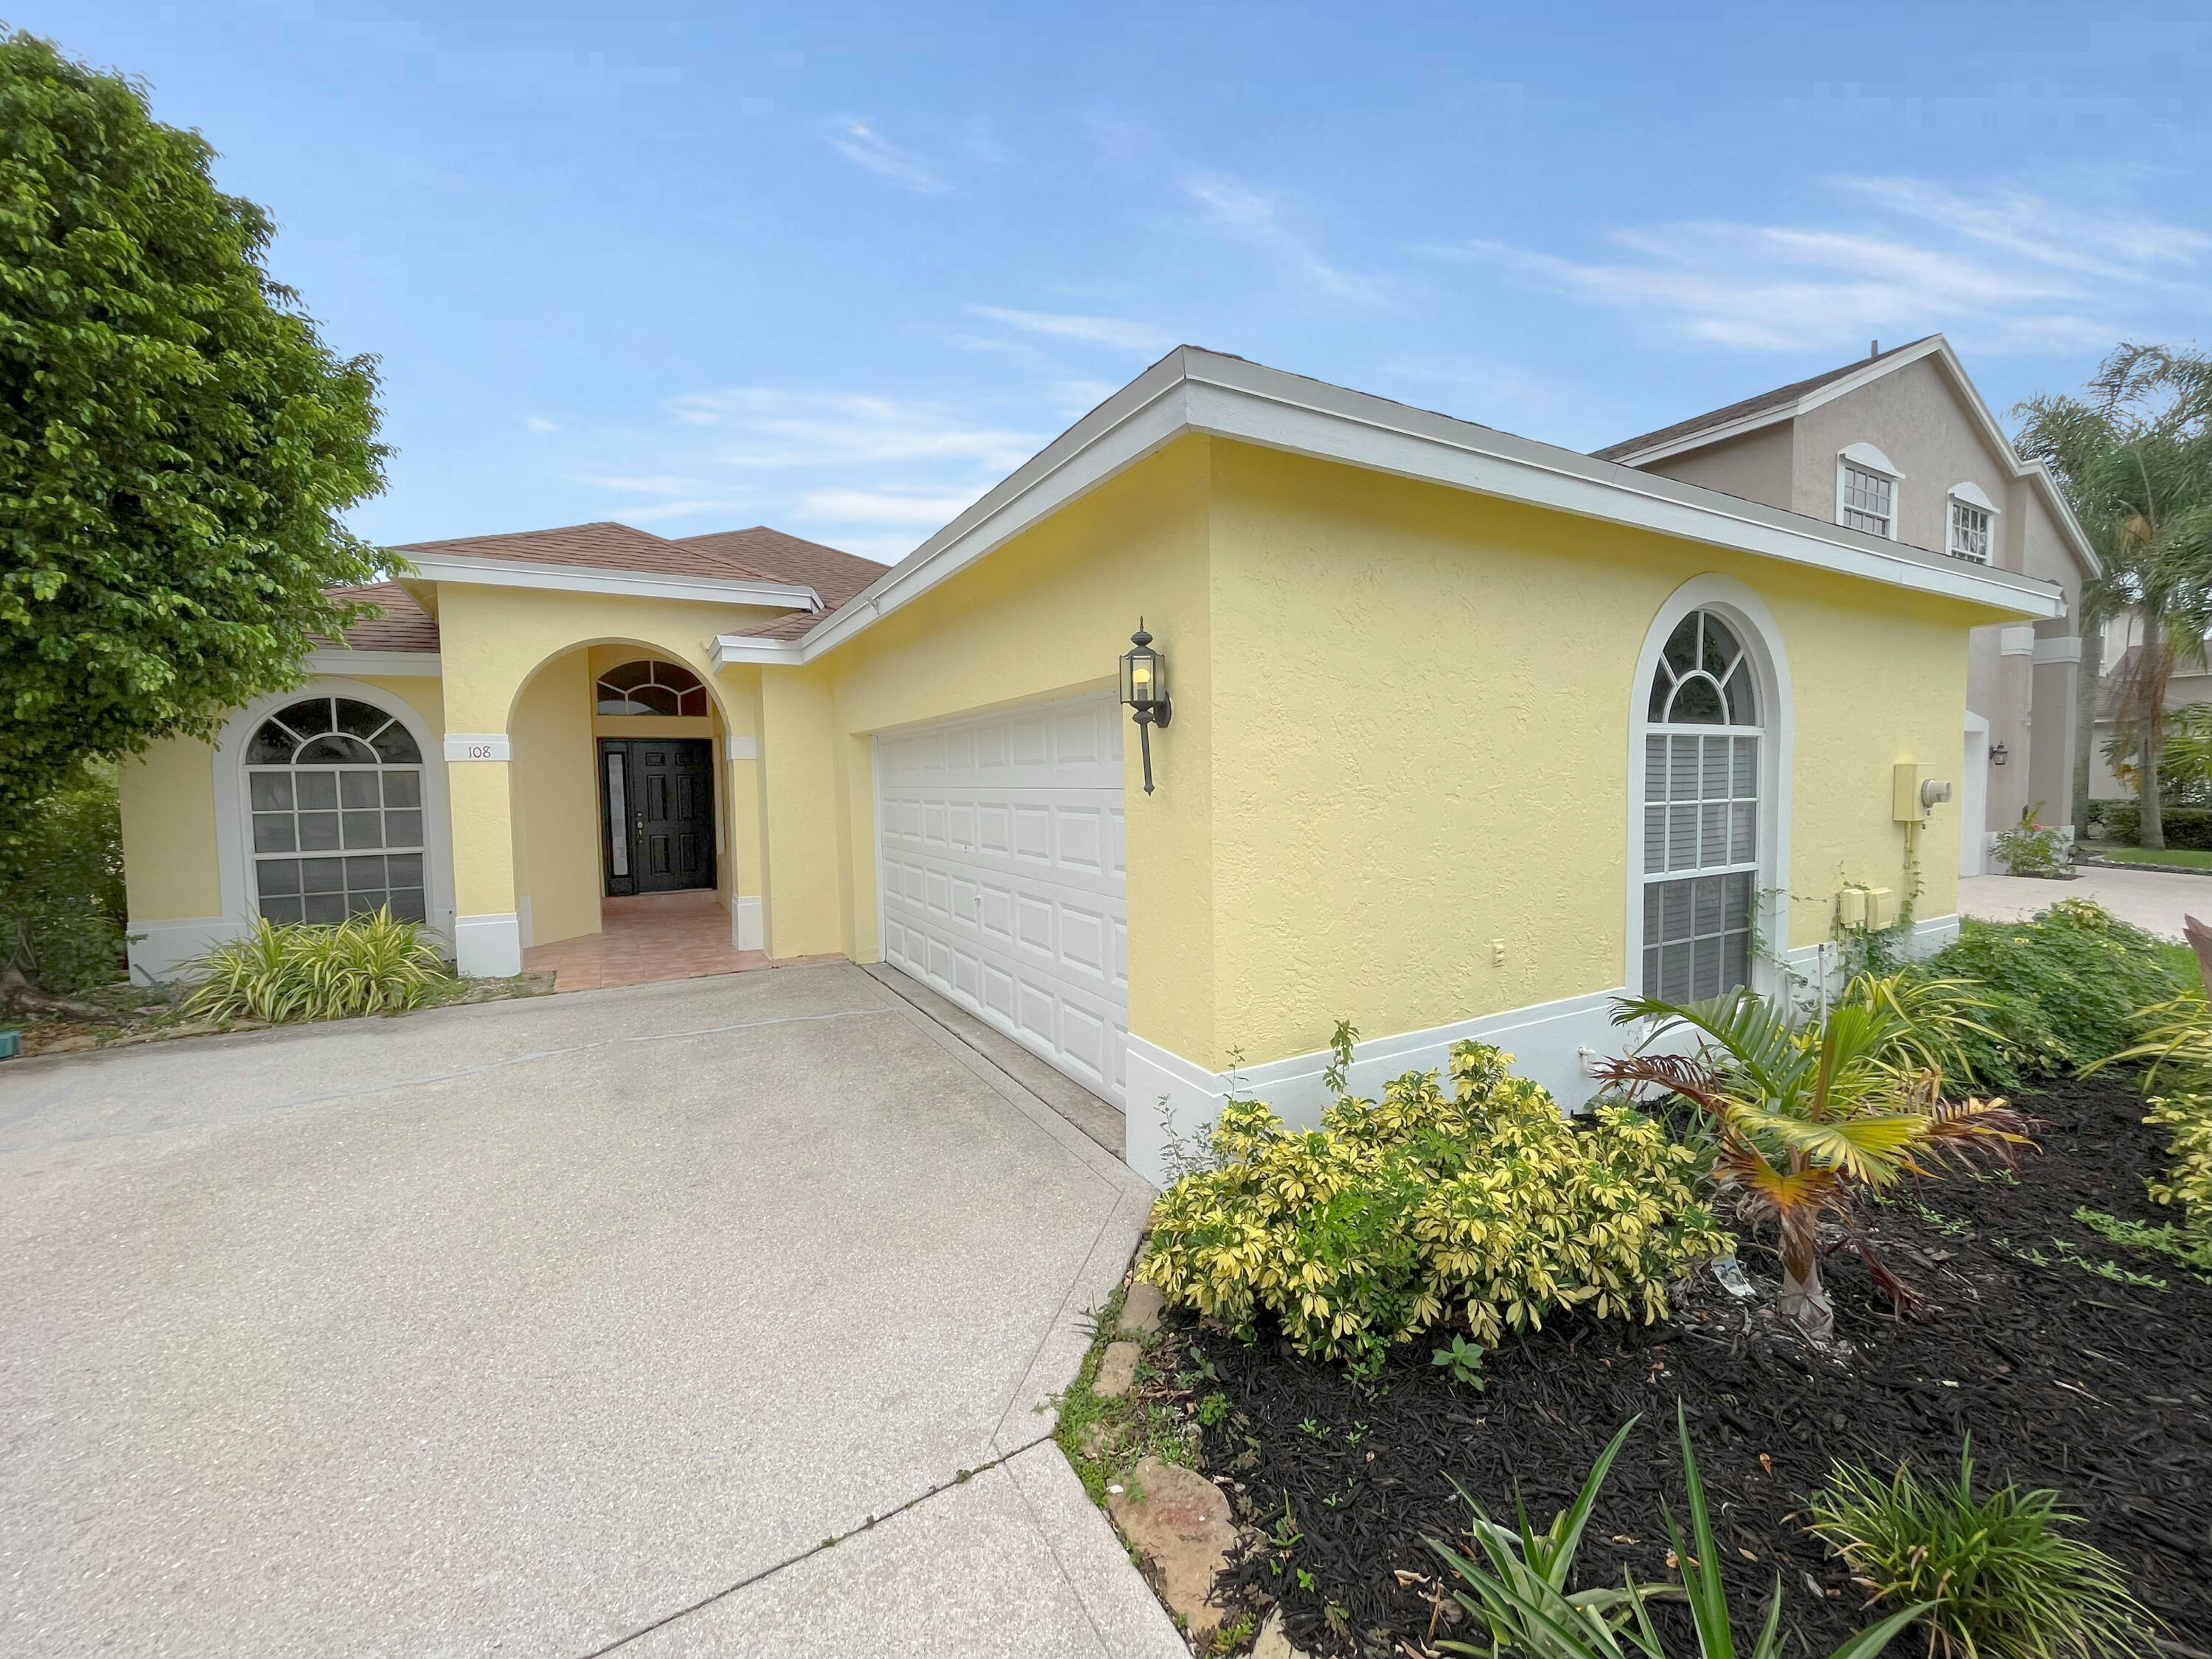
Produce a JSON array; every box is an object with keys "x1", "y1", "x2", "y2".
[{"x1": 878, "y1": 694, "x2": 1127, "y2": 1110}]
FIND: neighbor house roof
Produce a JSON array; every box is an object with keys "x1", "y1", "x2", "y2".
[
  {"x1": 1590, "y1": 337, "x2": 1934, "y2": 462},
  {"x1": 313, "y1": 582, "x2": 441, "y2": 653},
  {"x1": 1587, "y1": 333, "x2": 2100, "y2": 580},
  {"x1": 709, "y1": 344, "x2": 2070, "y2": 673}
]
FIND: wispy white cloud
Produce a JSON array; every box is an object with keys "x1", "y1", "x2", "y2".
[
  {"x1": 827, "y1": 119, "x2": 950, "y2": 195},
  {"x1": 1377, "y1": 354, "x2": 1583, "y2": 437},
  {"x1": 1181, "y1": 172, "x2": 1391, "y2": 306},
  {"x1": 1439, "y1": 178, "x2": 2208, "y2": 355},
  {"x1": 524, "y1": 415, "x2": 559, "y2": 433},
  {"x1": 667, "y1": 387, "x2": 1041, "y2": 473},
  {"x1": 967, "y1": 305, "x2": 1174, "y2": 354},
  {"x1": 797, "y1": 486, "x2": 982, "y2": 526},
  {"x1": 570, "y1": 473, "x2": 756, "y2": 523}
]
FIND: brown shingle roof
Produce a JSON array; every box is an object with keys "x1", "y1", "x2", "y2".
[
  {"x1": 389, "y1": 521, "x2": 789, "y2": 584},
  {"x1": 1592, "y1": 336, "x2": 1935, "y2": 462},
  {"x1": 313, "y1": 582, "x2": 440, "y2": 653},
  {"x1": 675, "y1": 527, "x2": 888, "y2": 608}
]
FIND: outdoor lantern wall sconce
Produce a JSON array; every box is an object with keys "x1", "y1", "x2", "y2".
[
  {"x1": 1120, "y1": 621, "x2": 1172, "y2": 794},
  {"x1": 1990, "y1": 743, "x2": 2009, "y2": 767}
]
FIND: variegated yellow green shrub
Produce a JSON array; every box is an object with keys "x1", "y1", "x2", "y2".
[{"x1": 1139, "y1": 1038, "x2": 1730, "y2": 1372}]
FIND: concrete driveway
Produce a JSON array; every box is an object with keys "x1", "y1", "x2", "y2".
[
  {"x1": 1961, "y1": 863, "x2": 2212, "y2": 939},
  {"x1": 0, "y1": 964, "x2": 1180, "y2": 1658}
]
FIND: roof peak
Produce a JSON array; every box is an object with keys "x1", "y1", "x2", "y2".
[{"x1": 1591, "y1": 334, "x2": 1943, "y2": 463}]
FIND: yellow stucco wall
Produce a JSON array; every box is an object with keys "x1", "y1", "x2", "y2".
[
  {"x1": 509, "y1": 650, "x2": 599, "y2": 946},
  {"x1": 433, "y1": 585, "x2": 782, "y2": 925},
  {"x1": 795, "y1": 434, "x2": 1215, "y2": 1051},
  {"x1": 1201, "y1": 439, "x2": 1978, "y2": 1068},
  {"x1": 119, "y1": 737, "x2": 222, "y2": 922}
]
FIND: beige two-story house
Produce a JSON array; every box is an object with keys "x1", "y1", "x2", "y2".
[{"x1": 1594, "y1": 335, "x2": 2101, "y2": 874}]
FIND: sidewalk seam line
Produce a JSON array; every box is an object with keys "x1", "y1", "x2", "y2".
[{"x1": 577, "y1": 1433, "x2": 1058, "y2": 1658}]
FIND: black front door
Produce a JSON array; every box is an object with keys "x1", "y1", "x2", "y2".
[{"x1": 599, "y1": 738, "x2": 715, "y2": 895}]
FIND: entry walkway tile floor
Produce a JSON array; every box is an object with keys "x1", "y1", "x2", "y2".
[{"x1": 522, "y1": 889, "x2": 768, "y2": 990}]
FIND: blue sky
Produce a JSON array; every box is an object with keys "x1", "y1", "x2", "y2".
[{"x1": 27, "y1": 1, "x2": 2212, "y2": 561}]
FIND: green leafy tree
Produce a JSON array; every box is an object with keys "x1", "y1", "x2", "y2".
[
  {"x1": 2013, "y1": 344, "x2": 2212, "y2": 846},
  {"x1": 0, "y1": 29, "x2": 388, "y2": 864}
]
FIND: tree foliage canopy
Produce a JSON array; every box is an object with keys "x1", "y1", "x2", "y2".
[
  {"x1": 2013, "y1": 343, "x2": 2212, "y2": 844},
  {"x1": 0, "y1": 29, "x2": 387, "y2": 846}
]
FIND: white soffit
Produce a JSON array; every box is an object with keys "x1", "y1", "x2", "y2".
[
  {"x1": 304, "y1": 650, "x2": 443, "y2": 677},
  {"x1": 408, "y1": 551, "x2": 821, "y2": 611},
  {"x1": 710, "y1": 347, "x2": 2066, "y2": 672}
]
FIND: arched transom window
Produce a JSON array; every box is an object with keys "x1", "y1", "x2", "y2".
[
  {"x1": 246, "y1": 697, "x2": 426, "y2": 925},
  {"x1": 596, "y1": 659, "x2": 707, "y2": 717},
  {"x1": 1641, "y1": 611, "x2": 1761, "y2": 1002}
]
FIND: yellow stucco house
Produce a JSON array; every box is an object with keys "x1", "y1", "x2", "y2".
[{"x1": 119, "y1": 349, "x2": 2065, "y2": 1181}]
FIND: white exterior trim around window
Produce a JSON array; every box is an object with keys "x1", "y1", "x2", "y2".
[
  {"x1": 1624, "y1": 575, "x2": 1794, "y2": 1004},
  {"x1": 181, "y1": 678, "x2": 457, "y2": 978},
  {"x1": 1836, "y1": 443, "x2": 1902, "y2": 540},
  {"x1": 304, "y1": 649, "x2": 442, "y2": 677}
]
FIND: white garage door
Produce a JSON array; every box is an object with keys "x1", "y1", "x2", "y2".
[{"x1": 877, "y1": 695, "x2": 1128, "y2": 1106}]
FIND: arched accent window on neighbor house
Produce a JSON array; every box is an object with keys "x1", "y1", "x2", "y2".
[
  {"x1": 1640, "y1": 611, "x2": 1762, "y2": 1001},
  {"x1": 245, "y1": 696, "x2": 427, "y2": 924}
]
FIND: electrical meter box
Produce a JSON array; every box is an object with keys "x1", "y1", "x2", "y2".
[{"x1": 1894, "y1": 762, "x2": 1937, "y2": 823}]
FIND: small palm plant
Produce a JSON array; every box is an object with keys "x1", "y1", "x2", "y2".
[
  {"x1": 180, "y1": 910, "x2": 453, "y2": 1024},
  {"x1": 1599, "y1": 977, "x2": 2030, "y2": 1341}
]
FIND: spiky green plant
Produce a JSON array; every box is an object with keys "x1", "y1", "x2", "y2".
[
  {"x1": 1427, "y1": 1406, "x2": 1931, "y2": 1659},
  {"x1": 1599, "y1": 988, "x2": 2031, "y2": 1341},
  {"x1": 179, "y1": 910, "x2": 453, "y2": 1024},
  {"x1": 1806, "y1": 1444, "x2": 2161, "y2": 1659}
]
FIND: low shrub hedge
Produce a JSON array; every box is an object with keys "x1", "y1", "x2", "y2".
[
  {"x1": 1, "y1": 763, "x2": 127, "y2": 994},
  {"x1": 180, "y1": 910, "x2": 453, "y2": 1024},
  {"x1": 1139, "y1": 1040, "x2": 1729, "y2": 1372},
  {"x1": 2087, "y1": 801, "x2": 2212, "y2": 850},
  {"x1": 1921, "y1": 900, "x2": 2192, "y2": 1088}
]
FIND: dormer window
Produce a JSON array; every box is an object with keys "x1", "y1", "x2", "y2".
[
  {"x1": 1835, "y1": 443, "x2": 1902, "y2": 539},
  {"x1": 1946, "y1": 481, "x2": 1998, "y2": 563}
]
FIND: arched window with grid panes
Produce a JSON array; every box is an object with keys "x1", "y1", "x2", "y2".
[
  {"x1": 1639, "y1": 611, "x2": 1761, "y2": 1001},
  {"x1": 245, "y1": 697, "x2": 428, "y2": 925}
]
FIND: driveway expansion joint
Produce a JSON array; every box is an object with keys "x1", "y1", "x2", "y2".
[{"x1": 579, "y1": 1434, "x2": 1060, "y2": 1657}]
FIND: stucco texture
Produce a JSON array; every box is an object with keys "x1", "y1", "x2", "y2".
[{"x1": 1196, "y1": 440, "x2": 1980, "y2": 1071}]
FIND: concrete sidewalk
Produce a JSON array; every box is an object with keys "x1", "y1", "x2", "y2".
[{"x1": 0, "y1": 964, "x2": 1181, "y2": 1658}]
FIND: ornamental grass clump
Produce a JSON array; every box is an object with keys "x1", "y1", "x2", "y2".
[
  {"x1": 179, "y1": 910, "x2": 453, "y2": 1024},
  {"x1": 1806, "y1": 1444, "x2": 2162, "y2": 1659},
  {"x1": 1139, "y1": 1036, "x2": 1730, "y2": 1373}
]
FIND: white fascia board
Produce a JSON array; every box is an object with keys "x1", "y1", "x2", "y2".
[
  {"x1": 742, "y1": 347, "x2": 2059, "y2": 672},
  {"x1": 1178, "y1": 355, "x2": 2062, "y2": 619},
  {"x1": 408, "y1": 552, "x2": 821, "y2": 611},
  {"x1": 706, "y1": 633, "x2": 805, "y2": 669},
  {"x1": 304, "y1": 649, "x2": 442, "y2": 677}
]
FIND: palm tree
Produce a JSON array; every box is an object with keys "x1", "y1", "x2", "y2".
[
  {"x1": 2014, "y1": 344, "x2": 2212, "y2": 846},
  {"x1": 1599, "y1": 979, "x2": 2030, "y2": 1343}
]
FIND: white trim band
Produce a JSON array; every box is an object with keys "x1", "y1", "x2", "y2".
[
  {"x1": 408, "y1": 552, "x2": 821, "y2": 612},
  {"x1": 305, "y1": 650, "x2": 442, "y2": 677},
  {"x1": 1123, "y1": 984, "x2": 1625, "y2": 1187},
  {"x1": 704, "y1": 347, "x2": 2064, "y2": 680},
  {"x1": 2033, "y1": 636, "x2": 2083, "y2": 665}
]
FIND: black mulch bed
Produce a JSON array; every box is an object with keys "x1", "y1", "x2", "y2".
[{"x1": 1153, "y1": 1071, "x2": 2212, "y2": 1658}]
